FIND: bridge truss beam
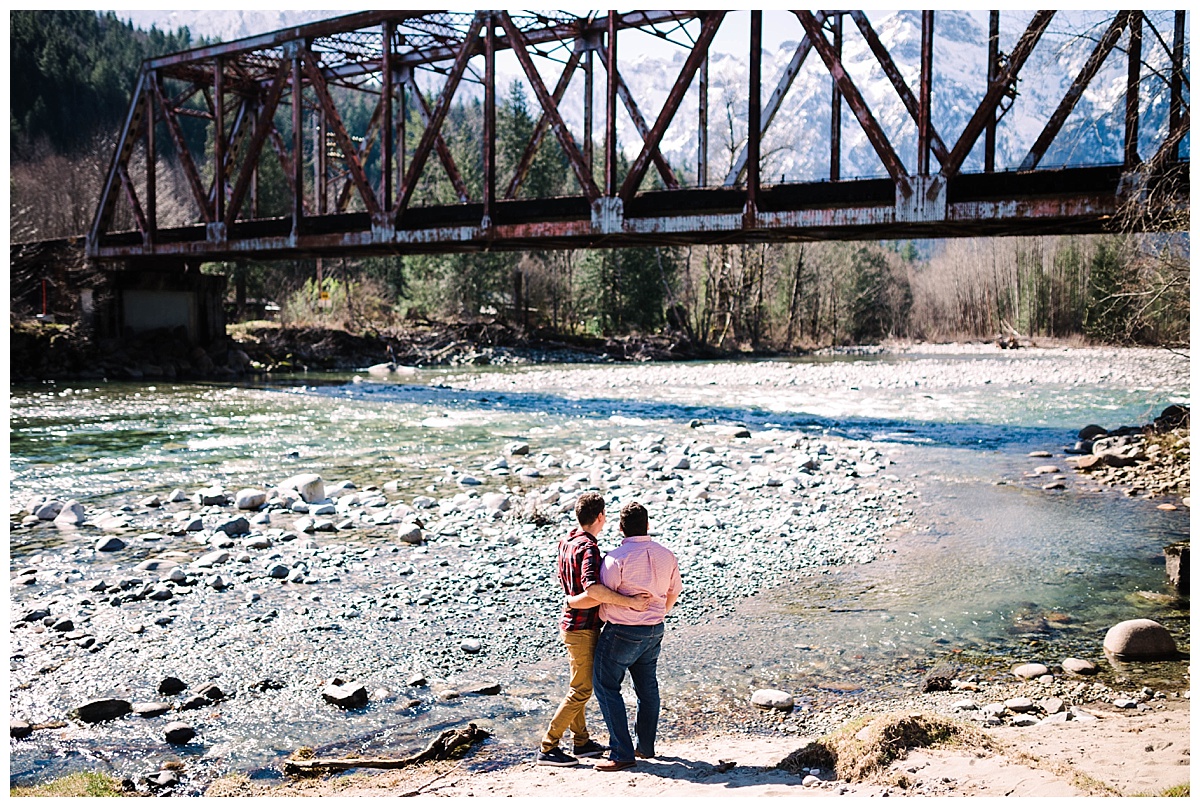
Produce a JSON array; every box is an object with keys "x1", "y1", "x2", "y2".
[{"x1": 88, "y1": 9, "x2": 1190, "y2": 262}]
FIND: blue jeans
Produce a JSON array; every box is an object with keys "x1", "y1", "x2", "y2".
[{"x1": 591, "y1": 621, "x2": 664, "y2": 762}]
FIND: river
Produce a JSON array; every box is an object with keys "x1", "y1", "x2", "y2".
[{"x1": 8, "y1": 345, "x2": 1190, "y2": 791}]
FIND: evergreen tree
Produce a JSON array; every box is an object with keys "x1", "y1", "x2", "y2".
[{"x1": 11, "y1": 11, "x2": 197, "y2": 156}]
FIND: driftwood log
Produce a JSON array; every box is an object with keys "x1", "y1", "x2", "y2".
[{"x1": 283, "y1": 723, "x2": 491, "y2": 777}]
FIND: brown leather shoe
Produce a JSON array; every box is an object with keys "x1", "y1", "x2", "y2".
[
  {"x1": 635, "y1": 749, "x2": 654, "y2": 759},
  {"x1": 594, "y1": 759, "x2": 637, "y2": 772}
]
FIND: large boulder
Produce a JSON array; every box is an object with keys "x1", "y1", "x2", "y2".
[
  {"x1": 71, "y1": 698, "x2": 132, "y2": 723},
  {"x1": 53, "y1": 500, "x2": 87, "y2": 526},
  {"x1": 213, "y1": 516, "x2": 251, "y2": 537},
  {"x1": 34, "y1": 500, "x2": 64, "y2": 521},
  {"x1": 1103, "y1": 618, "x2": 1178, "y2": 660},
  {"x1": 164, "y1": 721, "x2": 196, "y2": 745},
  {"x1": 281, "y1": 473, "x2": 325, "y2": 503},
  {"x1": 750, "y1": 689, "x2": 794, "y2": 711},
  {"x1": 322, "y1": 681, "x2": 368, "y2": 709},
  {"x1": 397, "y1": 523, "x2": 425, "y2": 545},
  {"x1": 235, "y1": 489, "x2": 267, "y2": 510}
]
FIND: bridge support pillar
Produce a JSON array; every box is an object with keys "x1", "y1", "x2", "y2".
[{"x1": 94, "y1": 263, "x2": 226, "y2": 345}]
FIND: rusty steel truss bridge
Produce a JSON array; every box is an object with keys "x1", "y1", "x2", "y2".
[{"x1": 86, "y1": 10, "x2": 1190, "y2": 265}]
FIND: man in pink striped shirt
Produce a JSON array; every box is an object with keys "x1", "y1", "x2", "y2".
[{"x1": 591, "y1": 501, "x2": 683, "y2": 772}]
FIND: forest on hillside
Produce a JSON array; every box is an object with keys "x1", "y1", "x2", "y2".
[{"x1": 9, "y1": 11, "x2": 1188, "y2": 349}]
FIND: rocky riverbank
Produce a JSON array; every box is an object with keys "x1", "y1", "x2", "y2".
[
  {"x1": 9, "y1": 422, "x2": 916, "y2": 793},
  {"x1": 9, "y1": 318, "x2": 730, "y2": 382},
  {"x1": 1061, "y1": 405, "x2": 1191, "y2": 502}
]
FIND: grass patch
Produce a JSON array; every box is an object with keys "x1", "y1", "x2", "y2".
[
  {"x1": 1133, "y1": 783, "x2": 1190, "y2": 797},
  {"x1": 10, "y1": 771, "x2": 128, "y2": 797},
  {"x1": 777, "y1": 711, "x2": 994, "y2": 783}
]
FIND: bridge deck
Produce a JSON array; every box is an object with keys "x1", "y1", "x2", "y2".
[{"x1": 90, "y1": 164, "x2": 1172, "y2": 261}]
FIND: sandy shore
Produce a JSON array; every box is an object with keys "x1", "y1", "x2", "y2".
[{"x1": 209, "y1": 698, "x2": 1189, "y2": 798}]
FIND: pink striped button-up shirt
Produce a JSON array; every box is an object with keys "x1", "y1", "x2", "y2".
[{"x1": 598, "y1": 535, "x2": 683, "y2": 626}]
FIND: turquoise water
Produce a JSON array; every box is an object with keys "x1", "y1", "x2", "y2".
[{"x1": 8, "y1": 353, "x2": 1191, "y2": 787}]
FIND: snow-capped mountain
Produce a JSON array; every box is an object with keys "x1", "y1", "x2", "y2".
[
  {"x1": 592, "y1": 9, "x2": 1186, "y2": 183},
  {"x1": 116, "y1": 9, "x2": 1187, "y2": 183}
]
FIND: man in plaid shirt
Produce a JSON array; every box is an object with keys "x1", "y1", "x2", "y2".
[{"x1": 536, "y1": 492, "x2": 651, "y2": 767}]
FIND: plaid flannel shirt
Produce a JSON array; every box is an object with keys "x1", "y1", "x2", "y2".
[{"x1": 557, "y1": 527, "x2": 603, "y2": 631}]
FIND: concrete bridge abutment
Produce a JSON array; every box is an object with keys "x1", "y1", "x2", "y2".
[{"x1": 86, "y1": 259, "x2": 226, "y2": 346}]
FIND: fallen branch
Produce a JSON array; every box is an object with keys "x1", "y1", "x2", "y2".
[{"x1": 282, "y1": 723, "x2": 491, "y2": 777}]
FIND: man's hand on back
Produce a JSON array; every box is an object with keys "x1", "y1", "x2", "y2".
[{"x1": 624, "y1": 592, "x2": 653, "y2": 611}]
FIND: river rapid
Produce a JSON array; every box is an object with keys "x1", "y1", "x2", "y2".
[{"x1": 8, "y1": 345, "x2": 1190, "y2": 792}]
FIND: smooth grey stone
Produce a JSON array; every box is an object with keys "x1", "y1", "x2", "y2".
[
  {"x1": 1005, "y1": 697, "x2": 1035, "y2": 713},
  {"x1": 1112, "y1": 697, "x2": 1139, "y2": 709},
  {"x1": 311, "y1": 504, "x2": 337, "y2": 516},
  {"x1": 951, "y1": 699, "x2": 979, "y2": 711},
  {"x1": 132, "y1": 702, "x2": 172, "y2": 717},
  {"x1": 1011, "y1": 714, "x2": 1039, "y2": 727},
  {"x1": 140, "y1": 495, "x2": 162, "y2": 508},
  {"x1": 51, "y1": 618, "x2": 74, "y2": 632},
  {"x1": 1039, "y1": 697, "x2": 1065, "y2": 715},
  {"x1": 148, "y1": 586, "x2": 173, "y2": 601},
  {"x1": 407, "y1": 674, "x2": 428, "y2": 688},
  {"x1": 193, "y1": 682, "x2": 225, "y2": 703},
  {"x1": 54, "y1": 501, "x2": 87, "y2": 525},
  {"x1": 322, "y1": 682, "x2": 368, "y2": 709},
  {"x1": 1103, "y1": 619, "x2": 1178, "y2": 660},
  {"x1": 751, "y1": 689, "x2": 794, "y2": 711},
  {"x1": 282, "y1": 473, "x2": 325, "y2": 503},
  {"x1": 11, "y1": 719, "x2": 32, "y2": 739},
  {"x1": 95, "y1": 537, "x2": 126, "y2": 552},
  {"x1": 460, "y1": 638, "x2": 482, "y2": 654},
  {"x1": 464, "y1": 681, "x2": 502, "y2": 696},
  {"x1": 507, "y1": 441, "x2": 530, "y2": 456},
  {"x1": 196, "y1": 487, "x2": 228, "y2": 506},
  {"x1": 1039, "y1": 711, "x2": 1071, "y2": 725},
  {"x1": 194, "y1": 550, "x2": 231, "y2": 568},
  {"x1": 164, "y1": 721, "x2": 196, "y2": 744},
  {"x1": 1065, "y1": 658, "x2": 1099, "y2": 677},
  {"x1": 235, "y1": 489, "x2": 267, "y2": 510},
  {"x1": 35, "y1": 500, "x2": 64, "y2": 520},
  {"x1": 158, "y1": 676, "x2": 187, "y2": 695},
  {"x1": 267, "y1": 564, "x2": 289, "y2": 579},
  {"x1": 21, "y1": 608, "x2": 50, "y2": 623},
  {"x1": 214, "y1": 516, "x2": 250, "y2": 536},
  {"x1": 397, "y1": 523, "x2": 424, "y2": 545},
  {"x1": 1012, "y1": 662, "x2": 1050, "y2": 679},
  {"x1": 178, "y1": 695, "x2": 208, "y2": 711}
]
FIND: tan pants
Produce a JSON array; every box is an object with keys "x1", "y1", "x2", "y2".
[{"x1": 540, "y1": 628, "x2": 599, "y2": 752}]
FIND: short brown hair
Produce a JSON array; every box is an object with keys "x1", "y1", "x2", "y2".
[
  {"x1": 575, "y1": 492, "x2": 606, "y2": 526},
  {"x1": 619, "y1": 501, "x2": 648, "y2": 537}
]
